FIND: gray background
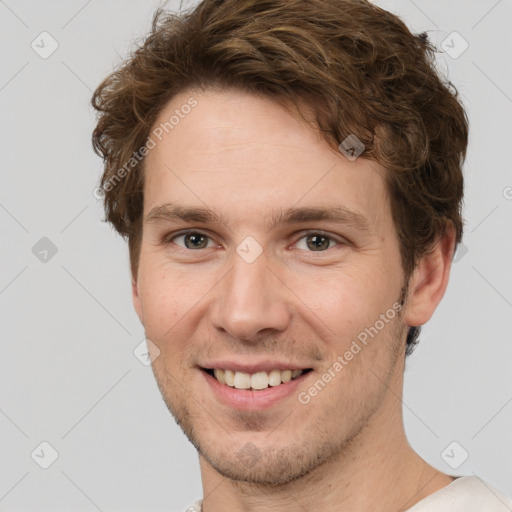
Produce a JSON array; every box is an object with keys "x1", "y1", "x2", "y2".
[{"x1": 1, "y1": 0, "x2": 511, "y2": 510}]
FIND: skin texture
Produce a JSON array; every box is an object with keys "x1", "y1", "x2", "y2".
[{"x1": 132, "y1": 89, "x2": 456, "y2": 511}]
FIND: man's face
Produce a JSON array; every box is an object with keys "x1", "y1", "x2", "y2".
[{"x1": 133, "y1": 89, "x2": 409, "y2": 484}]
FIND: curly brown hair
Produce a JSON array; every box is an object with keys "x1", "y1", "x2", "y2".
[{"x1": 91, "y1": 0, "x2": 468, "y2": 355}]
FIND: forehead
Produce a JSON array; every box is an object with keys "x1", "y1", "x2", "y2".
[{"x1": 143, "y1": 89, "x2": 390, "y2": 232}]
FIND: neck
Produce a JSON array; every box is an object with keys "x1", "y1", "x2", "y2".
[{"x1": 198, "y1": 364, "x2": 454, "y2": 511}]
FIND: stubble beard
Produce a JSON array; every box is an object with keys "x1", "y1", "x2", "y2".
[{"x1": 150, "y1": 298, "x2": 407, "y2": 487}]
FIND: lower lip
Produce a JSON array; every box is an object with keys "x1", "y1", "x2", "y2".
[{"x1": 201, "y1": 370, "x2": 310, "y2": 410}]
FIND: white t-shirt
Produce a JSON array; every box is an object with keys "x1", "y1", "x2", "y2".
[
  {"x1": 181, "y1": 476, "x2": 512, "y2": 511},
  {"x1": 406, "y1": 476, "x2": 512, "y2": 511}
]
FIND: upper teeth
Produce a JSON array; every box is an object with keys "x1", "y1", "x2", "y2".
[{"x1": 213, "y1": 369, "x2": 304, "y2": 390}]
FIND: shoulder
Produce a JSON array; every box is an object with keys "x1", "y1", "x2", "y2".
[{"x1": 406, "y1": 476, "x2": 512, "y2": 512}]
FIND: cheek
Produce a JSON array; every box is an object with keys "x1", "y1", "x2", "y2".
[
  {"x1": 136, "y1": 254, "x2": 217, "y2": 341},
  {"x1": 137, "y1": 265, "x2": 181, "y2": 332},
  {"x1": 289, "y1": 264, "x2": 393, "y2": 338}
]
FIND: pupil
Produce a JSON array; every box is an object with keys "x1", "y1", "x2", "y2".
[
  {"x1": 185, "y1": 233, "x2": 207, "y2": 249},
  {"x1": 307, "y1": 234, "x2": 329, "y2": 251}
]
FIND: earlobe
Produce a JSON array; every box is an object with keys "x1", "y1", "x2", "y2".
[{"x1": 402, "y1": 224, "x2": 457, "y2": 328}]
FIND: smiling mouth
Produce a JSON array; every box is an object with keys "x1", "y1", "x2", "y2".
[{"x1": 202, "y1": 367, "x2": 313, "y2": 391}]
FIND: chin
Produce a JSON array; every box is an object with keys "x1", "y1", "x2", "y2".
[
  {"x1": 196, "y1": 426, "x2": 354, "y2": 486},
  {"x1": 201, "y1": 445, "x2": 316, "y2": 485}
]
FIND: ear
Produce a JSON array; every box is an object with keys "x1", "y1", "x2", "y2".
[
  {"x1": 132, "y1": 273, "x2": 144, "y2": 325},
  {"x1": 402, "y1": 224, "x2": 457, "y2": 328}
]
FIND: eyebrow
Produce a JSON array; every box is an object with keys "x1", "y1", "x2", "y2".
[{"x1": 145, "y1": 203, "x2": 371, "y2": 233}]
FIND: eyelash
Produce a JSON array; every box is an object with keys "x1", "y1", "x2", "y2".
[{"x1": 163, "y1": 229, "x2": 346, "y2": 253}]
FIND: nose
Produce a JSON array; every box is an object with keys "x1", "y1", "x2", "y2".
[{"x1": 210, "y1": 248, "x2": 291, "y2": 342}]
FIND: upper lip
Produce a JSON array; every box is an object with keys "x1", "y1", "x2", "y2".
[{"x1": 200, "y1": 360, "x2": 313, "y2": 374}]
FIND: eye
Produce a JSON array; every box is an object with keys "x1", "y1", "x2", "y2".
[
  {"x1": 295, "y1": 232, "x2": 340, "y2": 252},
  {"x1": 169, "y1": 231, "x2": 217, "y2": 250}
]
